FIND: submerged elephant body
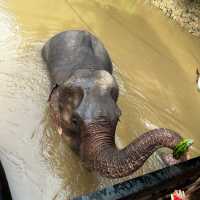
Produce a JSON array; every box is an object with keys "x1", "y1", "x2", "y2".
[
  {"x1": 42, "y1": 30, "x2": 113, "y2": 85},
  {"x1": 42, "y1": 30, "x2": 190, "y2": 178}
]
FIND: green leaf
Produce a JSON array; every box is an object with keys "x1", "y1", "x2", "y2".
[{"x1": 173, "y1": 139, "x2": 193, "y2": 159}]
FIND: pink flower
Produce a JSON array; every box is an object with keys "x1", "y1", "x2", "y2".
[{"x1": 171, "y1": 190, "x2": 186, "y2": 200}]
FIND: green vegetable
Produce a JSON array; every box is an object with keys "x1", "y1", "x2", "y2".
[{"x1": 173, "y1": 139, "x2": 193, "y2": 159}]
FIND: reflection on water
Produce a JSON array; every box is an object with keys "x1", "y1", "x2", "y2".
[{"x1": 0, "y1": 0, "x2": 200, "y2": 199}]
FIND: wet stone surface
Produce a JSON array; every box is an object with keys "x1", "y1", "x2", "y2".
[{"x1": 150, "y1": 0, "x2": 200, "y2": 36}]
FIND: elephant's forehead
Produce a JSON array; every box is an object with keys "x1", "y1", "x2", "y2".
[
  {"x1": 94, "y1": 70, "x2": 115, "y2": 89},
  {"x1": 66, "y1": 69, "x2": 116, "y2": 90}
]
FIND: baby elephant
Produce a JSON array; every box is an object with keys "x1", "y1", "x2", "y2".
[{"x1": 42, "y1": 30, "x2": 192, "y2": 178}]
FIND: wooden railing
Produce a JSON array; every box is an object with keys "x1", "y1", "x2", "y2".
[{"x1": 74, "y1": 156, "x2": 200, "y2": 200}]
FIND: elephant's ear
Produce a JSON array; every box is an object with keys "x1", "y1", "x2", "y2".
[
  {"x1": 58, "y1": 86, "x2": 84, "y2": 110},
  {"x1": 48, "y1": 84, "x2": 62, "y2": 133},
  {"x1": 48, "y1": 84, "x2": 59, "y2": 102}
]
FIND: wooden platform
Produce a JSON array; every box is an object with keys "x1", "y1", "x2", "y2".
[{"x1": 74, "y1": 156, "x2": 200, "y2": 200}]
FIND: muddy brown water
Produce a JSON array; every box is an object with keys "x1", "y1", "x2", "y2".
[{"x1": 0, "y1": 0, "x2": 200, "y2": 199}]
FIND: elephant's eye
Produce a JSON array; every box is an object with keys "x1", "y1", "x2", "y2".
[
  {"x1": 72, "y1": 117, "x2": 78, "y2": 126},
  {"x1": 71, "y1": 113, "x2": 82, "y2": 127}
]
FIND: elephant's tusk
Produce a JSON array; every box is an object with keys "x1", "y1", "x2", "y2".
[{"x1": 58, "y1": 127, "x2": 63, "y2": 135}]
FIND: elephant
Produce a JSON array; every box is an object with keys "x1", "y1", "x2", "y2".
[{"x1": 42, "y1": 30, "x2": 192, "y2": 178}]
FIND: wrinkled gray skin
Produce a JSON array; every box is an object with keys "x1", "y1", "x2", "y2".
[{"x1": 42, "y1": 30, "x2": 187, "y2": 178}]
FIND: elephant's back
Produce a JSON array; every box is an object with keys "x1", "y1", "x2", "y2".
[{"x1": 42, "y1": 30, "x2": 113, "y2": 85}]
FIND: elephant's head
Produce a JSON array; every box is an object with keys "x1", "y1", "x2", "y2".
[
  {"x1": 49, "y1": 69, "x2": 120, "y2": 151},
  {"x1": 49, "y1": 69, "x2": 192, "y2": 178}
]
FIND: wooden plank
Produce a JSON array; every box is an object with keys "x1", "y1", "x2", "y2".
[{"x1": 74, "y1": 156, "x2": 200, "y2": 200}]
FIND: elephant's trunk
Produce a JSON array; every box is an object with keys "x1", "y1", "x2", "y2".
[{"x1": 80, "y1": 119, "x2": 187, "y2": 178}]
